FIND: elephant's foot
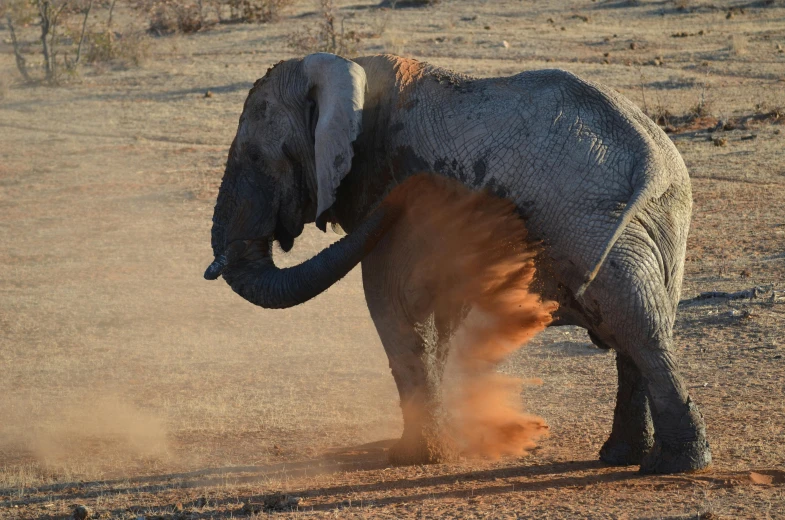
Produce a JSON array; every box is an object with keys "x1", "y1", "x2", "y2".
[
  {"x1": 388, "y1": 423, "x2": 458, "y2": 466},
  {"x1": 639, "y1": 399, "x2": 711, "y2": 474},
  {"x1": 639, "y1": 437, "x2": 711, "y2": 474},
  {"x1": 599, "y1": 435, "x2": 654, "y2": 466}
]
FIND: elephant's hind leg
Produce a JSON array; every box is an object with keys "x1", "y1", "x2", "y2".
[
  {"x1": 599, "y1": 351, "x2": 654, "y2": 466},
  {"x1": 587, "y1": 227, "x2": 710, "y2": 474}
]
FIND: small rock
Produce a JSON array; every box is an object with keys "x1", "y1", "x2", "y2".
[
  {"x1": 502, "y1": 40, "x2": 510, "y2": 49},
  {"x1": 72, "y1": 505, "x2": 91, "y2": 520},
  {"x1": 728, "y1": 308, "x2": 750, "y2": 319},
  {"x1": 484, "y1": 25, "x2": 491, "y2": 30}
]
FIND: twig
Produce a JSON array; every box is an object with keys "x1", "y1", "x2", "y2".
[
  {"x1": 696, "y1": 65, "x2": 711, "y2": 115},
  {"x1": 638, "y1": 67, "x2": 648, "y2": 117}
]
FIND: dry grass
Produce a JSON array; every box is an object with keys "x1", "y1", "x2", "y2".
[{"x1": 1, "y1": 0, "x2": 784, "y2": 518}]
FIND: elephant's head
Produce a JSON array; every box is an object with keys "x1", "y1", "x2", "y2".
[{"x1": 204, "y1": 53, "x2": 393, "y2": 309}]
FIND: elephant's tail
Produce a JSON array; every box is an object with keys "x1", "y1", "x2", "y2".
[{"x1": 574, "y1": 163, "x2": 667, "y2": 300}]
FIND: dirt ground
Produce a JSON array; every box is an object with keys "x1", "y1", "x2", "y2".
[{"x1": 1, "y1": 0, "x2": 784, "y2": 518}]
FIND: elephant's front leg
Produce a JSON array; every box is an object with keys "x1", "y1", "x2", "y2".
[
  {"x1": 385, "y1": 317, "x2": 457, "y2": 465},
  {"x1": 361, "y1": 241, "x2": 459, "y2": 465}
]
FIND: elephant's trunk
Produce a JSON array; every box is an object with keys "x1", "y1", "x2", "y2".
[{"x1": 204, "y1": 206, "x2": 396, "y2": 309}]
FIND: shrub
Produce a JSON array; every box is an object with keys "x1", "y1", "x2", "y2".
[
  {"x1": 288, "y1": 0, "x2": 360, "y2": 55},
  {"x1": 85, "y1": 29, "x2": 150, "y2": 67},
  {"x1": 143, "y1": 0, "x2": 204, "y2": 35},
  {"x1": 219, "y1": 0, "x2": 293, "y2": 23}
]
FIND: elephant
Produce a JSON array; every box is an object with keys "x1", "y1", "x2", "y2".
[{"x1": 204, "y1": 53, "x2": 711, "y2": 474}]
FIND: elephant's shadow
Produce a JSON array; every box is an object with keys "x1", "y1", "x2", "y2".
[
  {"x1": 12, "y1": 441, "x2": 629, "y2": 513},
  {"x1": 17, "y1": 441, "x2": 747, "y2": 518}
]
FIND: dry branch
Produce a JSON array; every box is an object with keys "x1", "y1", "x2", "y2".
[{"x1": 680, "y1": 285, "x2": 784, "y2": 305}]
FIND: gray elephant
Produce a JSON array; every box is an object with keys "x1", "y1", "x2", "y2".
[{"x1": 204, "y1": 53, "x2": 711, "y2": 474}]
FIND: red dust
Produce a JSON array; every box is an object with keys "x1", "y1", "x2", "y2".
[{"x1": 383, "y1": 174, "x2": 558, "y2": 459}]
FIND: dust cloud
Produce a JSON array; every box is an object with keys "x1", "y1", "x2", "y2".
[
  {"x1": 384, "y1": 174, "x2": 558, "y2": 458},
  {"x1": 0, "y1": 393, "x2": 169, "y2": 474}
]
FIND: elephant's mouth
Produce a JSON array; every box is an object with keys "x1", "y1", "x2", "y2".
[{"x1": 204, "y1": 219, "x2": 296, "y2": 281}]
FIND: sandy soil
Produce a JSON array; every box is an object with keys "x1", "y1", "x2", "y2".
[{"x1": 1, "y1": 0, "x2": 784, "y2": 518}]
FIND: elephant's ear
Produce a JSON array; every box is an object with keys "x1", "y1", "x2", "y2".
[{"x1": 302, "y1": 53, "x2": 367, "y2": 230}]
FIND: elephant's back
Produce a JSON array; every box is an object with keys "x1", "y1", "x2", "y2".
[
  {"x1": 500, "y1": 68, "x2": 688, "y2": 184},
  {"x1": 466, "y1": 69, "x2": 692, "y2": 282}
]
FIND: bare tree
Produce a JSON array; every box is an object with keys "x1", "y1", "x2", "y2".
[
  {"x1": 6, "y1": 14, "x2": 33, "y2": 83},
  {"x1": 37, "y1": 0, "x2": 70, "y2": 82},
  {"x1": 73, "y1": 0, "x2": 94, "y2": 67}
]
